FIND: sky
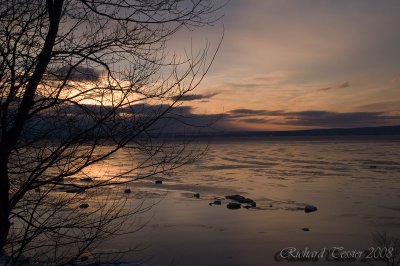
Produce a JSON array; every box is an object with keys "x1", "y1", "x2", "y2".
[{"x1": 169, "y1": 0, "x2": 400, "y2": 131}]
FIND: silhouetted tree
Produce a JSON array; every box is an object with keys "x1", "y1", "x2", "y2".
[
  {"x1": 371, "y1": 233, "x2": 400, "y2": 266},
  {"x1": 0, "y1": 0, "x2": 221, "y2": 264}
]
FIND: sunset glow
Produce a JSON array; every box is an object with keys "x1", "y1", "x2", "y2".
[{"x1": 171, "y1": 0, "x2": 400, "y2": 131}]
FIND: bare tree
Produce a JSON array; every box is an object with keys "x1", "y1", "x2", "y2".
[
  {"x1": 369, "y1": 233, "x2": 400, "y2": 266},
  {"x1": 0, "y1": 0, "x2": 222, "y2": 264}
]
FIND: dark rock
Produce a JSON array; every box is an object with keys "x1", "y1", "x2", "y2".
[
  {"x1": 124, "y1": 188, "x2": 131, "y2": 194},
  {"x1": 243, "y1": 202, "x2": 257, "y2": 209},
  {"x1": 194, "y1": 193, "x2": 200, "y2": 199},
  {"x1": 238, "y1": 198, "x2": 255, "y2": 204},
  {"x1": 226, "y1": 194, "x2": 256, "y2": 205},
  {"x1": 304, "y1": 205, "x2": 318, "y2": 213},
  {"x1": 302, "y1": 228, "x2": 310, "y2": 231},
  {"x1": 79, "y1": 203, "x2": 89, "y2": 209},
  {"x1": 370, "y1": 165, "x2": 377, "y2": 169},
  {"x1": 155, "y1": 180, "x2": 162, "y2": 184},
  {"x1": 209, "y1": 200, "x2": 222, "y2": 206},
  {"x1": 227, "y1": 202, "x2": 241, "y2": 210},
  {"x1": 269, "y1": 204, "x2": 273, "y2": 208},
  {"x1": 226, "y1": 194, "x2": 245, "y2": 201}
]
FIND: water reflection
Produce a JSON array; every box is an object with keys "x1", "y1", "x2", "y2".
[{"x1": 98, "y1": 138, "x2": 400, "y2": 265}]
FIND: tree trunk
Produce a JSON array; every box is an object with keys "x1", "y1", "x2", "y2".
[
  {"x1": 0, "y1": 153, "x2": 10, "y2": 254},
  {"x1": 0, "y1": 0, "x2": 64, "y2": 253}
]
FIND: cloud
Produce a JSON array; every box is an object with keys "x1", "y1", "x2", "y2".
[
  {"x1": 355, "y1": 100, "x2": 400, "y2": 112},
  {"x1": 228, "y1": 109, "x2": 284, "y2": 118},
  {"x1": 24, "y1": 103, "x2": 236, "y2": 138},
  {"x1": 224, "y1": 109, "x2": 400, "y2": 128},
  {"x1": 221, "y1": 72, "x2": 288, "y2": 90},
  {"x1": 23, "y1": 102, "x2": 400, "y2": 139},
  {"x1": 339, "y1": 81, "x2": 350, "y2": 88},
  {"x1": 53, "y1": 66, "x2": 101, "y2": 81},
  {"x1": 390, "y1": 74, "x2": 400, "y2": 84},
  {"x1": 171, "y1": 92, "x2": 219, "y2": 102},
  {"x1": 240, "y1": 118, "x2": 270, "y2": 124},
  {"x1": 226, "y1": 108, "x2": 400, "y2": 129},
  {"x1": 225, "y1": 82, "x2": 262, "y2": 89},
  {"x1": 318, "y1": 87, "x2": 333, "y2": 92},
  {"x1": 318, "y1": 81, "x2": 350, "y2": 92}
]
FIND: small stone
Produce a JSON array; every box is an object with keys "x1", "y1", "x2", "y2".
[
  {"x1": 209, "y1": 202, "x2": 213, "y2": 206},
  {"x1": 124, "y1": 188, "x2": 131, "y2": 194},
  {"x1": 304, "y1": 204, "x2": 318, "y2": 213},
  {"x1": 155, "y1": 180, "x2": 162, "y2": 184},
  {"x1": 213, "y1": 200, "x2": 222, "y2": 205},
  {"x1": 194, "y1": 193, "x2": 200, "y2": 199},
  {"x1": 370, "y1": 165, "x2": 377, "y2": 169},
  {"x1": 227, "y1": 202, "x2": 241, "y2": 210},
  {"x1": 302, "y1": 228, "x2": 310, "y2": 231}
]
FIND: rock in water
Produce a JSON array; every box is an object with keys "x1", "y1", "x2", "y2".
[
  {"x1": 238, "y1": 198, "x2": 254, "y2": 204},
  {"x1": 226, "y1": 194, "x2": 256, "y2": 205},
  {"x1": 213, "y1": 200, "x2": 222, "y2": 205},
  {"x1": 155, "y1": 180, "x2": 162, "y2": 184},
  {"x1": 194, "y1": 193, "x2": 200, "y2": 199},
  {"x1": 227, "y1": 202, "x2": 241, "y2": 210},
  {"x1": 304, "y1": 205, "x2": 318, "y2": 213},
  {"x1": 302, "y1": 228, "x2": 310, "y2": 231},
  {"x1": 226, "y1": 194, "x2": 245, "y2": 201}
]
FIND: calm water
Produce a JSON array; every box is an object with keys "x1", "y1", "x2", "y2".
[{"x1": 100, "y1": 137, "x2": 400, "y2": 266}]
